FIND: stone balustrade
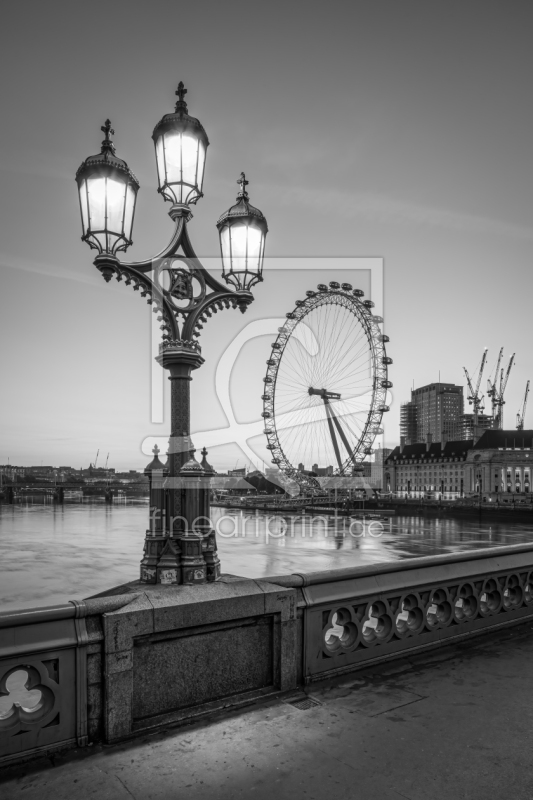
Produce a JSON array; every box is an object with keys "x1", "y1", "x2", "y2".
[{"x1": 2, "y1": 542, "x2": 533, "y2": 766}]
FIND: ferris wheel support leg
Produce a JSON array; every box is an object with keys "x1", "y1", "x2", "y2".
[
  {"x1": 324, "y1": 401, "x2": 343, "y2": 472},
  {"x1": 329, "y1": 405, "x2": 358, "y2": 469}
]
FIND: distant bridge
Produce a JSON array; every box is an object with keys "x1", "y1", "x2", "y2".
[{"x1": 0, "y1": 483, "x2": 149, "y2": 503}]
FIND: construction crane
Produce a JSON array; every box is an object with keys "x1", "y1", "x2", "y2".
[
  {"x1": 517, "y1": 381, "x2": 530, "y2": 431},
  {"x1": 492, "y1": 353, "x2": 515, "y2": 430},
  {"x1": 92, "y1": 449, "x2": 99, "y2": 470},
  {"x1": 487, "y1": 346, "x2": 504, "y2": 419},
  {"x1": 463, "y1": 348, "x2": 488, "y2": 428}
]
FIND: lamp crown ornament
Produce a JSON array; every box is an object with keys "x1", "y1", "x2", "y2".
[
  {"x1": 237, "y1": 172, "x2": 249, "y2": 199},
  {"x1": 175, "y1": 81, "x2": 188, "y2": 111},
  {"x1": 100, "y1": 119, "x2": 116, "y2": 154}
]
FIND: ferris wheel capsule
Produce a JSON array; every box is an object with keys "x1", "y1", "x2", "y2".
[{"x1": 353, "y1": 289, "x2": 364, "y2": 297}]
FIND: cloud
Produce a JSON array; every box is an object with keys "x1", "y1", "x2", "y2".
[
  {"x1": 276, "y1": 185, "x2": 533, "y2": 241},
  {"x1": 0, "y1": 252, "x2": 112, "y2": 288}
]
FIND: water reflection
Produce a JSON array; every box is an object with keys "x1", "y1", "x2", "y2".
[{"x1": 1, "y1": 503, "x2": 532, "y2": 611}]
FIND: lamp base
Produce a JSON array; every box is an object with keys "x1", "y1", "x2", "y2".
[{"x1": 140, "y1": 529, "x2": 220, "y2": 586}]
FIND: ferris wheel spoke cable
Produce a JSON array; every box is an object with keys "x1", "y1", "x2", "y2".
[
  {"x1": 317, "y1": 326, "x2": 369, "y2": 390},
  {"x1": 316, "y1": 304, "x2": 348, "y2": 382}
]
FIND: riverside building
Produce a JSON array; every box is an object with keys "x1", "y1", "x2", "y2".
[{"x1": 385, "y1": 429, "x2": 533, "y2": 500}]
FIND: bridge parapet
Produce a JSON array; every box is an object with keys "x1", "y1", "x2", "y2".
[{"x1": 2, "y1": 543, "x2": 533, "y2": 766}]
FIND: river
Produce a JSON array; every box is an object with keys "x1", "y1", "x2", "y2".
[{"x1": 1, "y1": 501, "x2": 532, "y2": 611}]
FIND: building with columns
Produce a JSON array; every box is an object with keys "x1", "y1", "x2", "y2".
[
  {"x1": 464, "y1": 429, "x2": 532, "y2": 499},
  {"x1": 385, "y1": 437, "x2": 472, "y2": 499},
  {"x1": 385, "y1": 429, "x2": 533, "y2": 500}
]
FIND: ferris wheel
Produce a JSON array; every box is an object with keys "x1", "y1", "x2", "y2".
[{"x1": 261, "y1": 282, "x2": 392, "y2": 485}]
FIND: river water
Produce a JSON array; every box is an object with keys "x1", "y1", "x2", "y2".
[{"x1": 1, "y1": 501, "x2": 532, "y2": 611}]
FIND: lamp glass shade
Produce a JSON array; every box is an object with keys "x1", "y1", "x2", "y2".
[
  {"x1": 76, "y1": 123, "x2": 139, "y2": 256},
  {"x1": 154, "y1": 130, "x2": 206, "y2": 205},
  {"x1": 217, "y1": 176, "x2": 267, "y2": 291},
  {"x1": 219, "y1": 217, "x2": 266, "y2": 290},
  {"x1": 152, "y1": 84, "x2": 209, "y2": 207},
  {"x1": 77, "y1": 170, "x2": 137, "y2": 255}
]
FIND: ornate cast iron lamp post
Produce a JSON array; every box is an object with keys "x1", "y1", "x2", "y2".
[{"x1": 75, "y1": 83, "x2": 268, "y2": 586}]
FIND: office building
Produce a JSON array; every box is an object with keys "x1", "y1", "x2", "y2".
[{"x1": 400, "y1": 383, "x2": 464, "y2": 444}]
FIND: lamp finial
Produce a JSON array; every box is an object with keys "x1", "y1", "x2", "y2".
[
  {"x1": 100, "y1": 119, "x2": 116, "y2": 154},
  {"x1": 237, "y1": 172, "x2": 249, "y2": 199},
  {"x1": 175, "y1": 81, "x2": 188, "y2": 112}
]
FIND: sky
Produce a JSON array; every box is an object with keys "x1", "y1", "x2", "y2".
[{"x1": 1, "y1": 0, "x2": 533, "y2": 471}]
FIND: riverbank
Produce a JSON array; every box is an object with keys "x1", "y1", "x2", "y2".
[{"x1": 214, "y1": 499, "x2": 533, "y2": 522}]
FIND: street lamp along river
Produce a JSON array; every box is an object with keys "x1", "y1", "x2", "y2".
[{"x1": 75, "y1": 82, "x2": 268, "y2": 586}]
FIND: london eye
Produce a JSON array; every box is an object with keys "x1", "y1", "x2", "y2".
[{"x1": 261, "y1": 282, "x2": 391, "y2": 486}]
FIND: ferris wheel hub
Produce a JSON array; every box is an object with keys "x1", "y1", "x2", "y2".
[{"x1": 308, "y1": 387, "x2": 342, "y2": 400}]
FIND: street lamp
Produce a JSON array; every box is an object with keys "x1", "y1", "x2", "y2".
[{"x1": 75, "y1": 82, "x2": 268, "y2": 586}]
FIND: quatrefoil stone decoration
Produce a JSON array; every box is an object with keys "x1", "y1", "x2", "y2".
[
  {"x1": 0, "y1": 666, "x2": 56, "y2": 732},
  {"x1": 0, "y1": 670, "x2": 43, "y2": 719},
  {"x1": 324, "y1": 608, "x2": 358, "y2": 653}
]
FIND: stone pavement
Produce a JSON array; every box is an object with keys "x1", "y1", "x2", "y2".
[{"x1": 2, "y1": 621, "x2": 533, "y2": 800}]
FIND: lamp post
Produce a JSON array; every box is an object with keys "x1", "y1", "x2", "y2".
[{"x1": 75, "y1": 82, "x2": 268, "y2": 586}]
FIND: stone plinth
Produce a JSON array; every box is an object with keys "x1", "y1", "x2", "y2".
[{"x1": 101, "y1": 578, "x2": 298, "y2": 742}]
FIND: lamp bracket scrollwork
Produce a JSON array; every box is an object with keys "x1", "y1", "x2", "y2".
[{"x1": 93, "y1": 212, "x2": 254, "y2": 344}]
